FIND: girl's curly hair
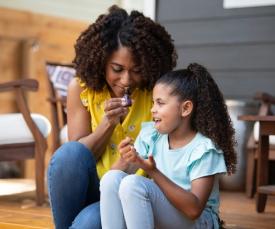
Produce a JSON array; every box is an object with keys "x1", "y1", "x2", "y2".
[
  {"x1": 73, "y1": 5, "x2": 177, "y2": 91},
  {"x1": 156, "y1": 63, "x2": 237, "y2": 174}
]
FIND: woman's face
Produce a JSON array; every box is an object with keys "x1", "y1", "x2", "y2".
[{"x1": 105, "y1": 46, "x2": 142, "y2": 97}]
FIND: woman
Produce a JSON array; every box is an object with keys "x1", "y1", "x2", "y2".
[{"x1": 47, "y1": 5, "x2": 177, "y2": 229}]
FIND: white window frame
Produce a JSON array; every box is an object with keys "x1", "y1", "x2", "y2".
[
  {"x1": 121, "y1": 0, "x2": 156, "y2": 21},
  {"x1": 224, "y1": 0, "x2": 275, "y2": 9}
]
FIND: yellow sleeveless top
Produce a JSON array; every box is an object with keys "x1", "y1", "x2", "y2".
[{"x1": 80, "y1": 84, "x2": 152, "y2": 179}]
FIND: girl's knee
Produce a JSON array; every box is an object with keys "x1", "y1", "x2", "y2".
[
  {"x1": 100, "y1": 170, "x2": 127, "y2": 193},
  {"x1": 119, "y1": 175, "x2": 147, "y2": 200}
]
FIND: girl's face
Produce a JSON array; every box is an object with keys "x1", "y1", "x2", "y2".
[
  {"x1": 151, "y1": 83, "x2": 184, "y2": 135},
  {"x1": 105, "y1": 46, "x2": 142, "y2": 97}
]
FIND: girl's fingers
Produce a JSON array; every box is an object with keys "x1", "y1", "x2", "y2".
[
  {"x1": 118, "y1": 137, "x2": 132, "y2": 150},
  {"x1": 121, "y1": 146, "x2": 140, "y2": 163},
  {"x1": 123, "y1": 151, "x2": 138, "y2": 163},
  {"x1": 119, "y1": 146, "x2": 131, "y2": 157}
]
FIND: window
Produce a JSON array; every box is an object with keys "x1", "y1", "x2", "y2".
[{"x1": 224, "y1": 0, "x2": 275, "y2": 8}]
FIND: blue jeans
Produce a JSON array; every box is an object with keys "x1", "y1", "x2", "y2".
[
  {"x1": 48, "y1": 142, "x2": 101, "y2": 229},
  {"x1": 100, "y1": 170, "x2": 218, "y2": 229},
  {"x1": 100, "y1": 170, "x2": 196, "y2": 229}
]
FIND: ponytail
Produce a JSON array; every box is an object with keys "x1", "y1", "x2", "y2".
[{"x1": 188, "y1": 63, "x2": 237, "y2": 174}]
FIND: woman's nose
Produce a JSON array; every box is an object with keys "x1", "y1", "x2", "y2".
[{"x1": 120, "y1": 71, "x2": 131, "y2": 87}]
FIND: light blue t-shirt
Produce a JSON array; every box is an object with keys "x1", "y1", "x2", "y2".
[{"x1": 134, "y1": 122, "x2": 227, "y2": 215}]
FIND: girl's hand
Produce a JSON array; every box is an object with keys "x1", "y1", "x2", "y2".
[
  {"x1": 103, "y1": 98, "x2": 128, "y2": 126},
  {"x1": 111, "y1": 157, "x2": 129, "y2": 171},
  {"x1": 119, "y1": 137, "x2": 157, "y2": 172},
  {"x1": 141, "y1": 155, "x2": 156, "y2": 172},
  {"x1": 118, "y1": 137, "x2": 136, "y2": 162}
]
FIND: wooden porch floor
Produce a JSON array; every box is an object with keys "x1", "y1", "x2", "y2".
[{"x1": 0, "y1": 191, "x2": 274, "y2": 228}]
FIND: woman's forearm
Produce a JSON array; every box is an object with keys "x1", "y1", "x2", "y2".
[{"x1": 78, "y1": 118, "x2": 116, "y2": 159}]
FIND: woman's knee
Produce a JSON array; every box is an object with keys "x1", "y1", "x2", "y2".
[
  {"x1": 70, "y1": 202, "x2": 101, "y2": 229},
  {"x1": 49, "y1": 142, "x2": 94, "y2": 170},
  {"x1": 100, "y1": 170, "x2": 127, "y2": 194}
]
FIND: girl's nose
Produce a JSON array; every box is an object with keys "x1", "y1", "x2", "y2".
[{"x1": 151, "y1": 104, "x2": 156, "y2": 113}]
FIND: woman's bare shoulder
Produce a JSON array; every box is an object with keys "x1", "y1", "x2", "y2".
[
  {"x1": 67, "y1": 77, "x2": 85, "y2": 110},
  {"x1": 68, "y1": 77, "x2": 83, "y2": 94}
]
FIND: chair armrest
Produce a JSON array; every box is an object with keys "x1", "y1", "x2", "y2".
[
  {"x1": 0, "y1": 79, "x2": 38, "y2": 92},
  {"x1": 254, "y1": 92, "x2": 275, "y2": 104},
  {"x1": 47, "y1": 96, "x2": 67, "y2": 106},
  {"x1": 247, "y1": 132, "x2": 257, "y2": 150},
  {"x1": 0, "y1": 79, "x2": 47, "y2": 152},
  {"x1": 238, "y1": 115, "x2": 275, "y2": 122}
]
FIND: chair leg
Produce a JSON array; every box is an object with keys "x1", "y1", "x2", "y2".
[
  {"x1": 35, "y1": 146, "x2": 45, "y2": 206},
  {"x1": 246, "y1": 149, "x2": 256, "y2": 198}
]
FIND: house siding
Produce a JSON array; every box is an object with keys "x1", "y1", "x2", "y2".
[{"x1": 156, "y1": 0, "x2": 275, "y2": 99}]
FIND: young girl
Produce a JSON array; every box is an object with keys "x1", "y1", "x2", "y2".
[{"x1": 100, "y1": 63, "x2": 236, "y2": 229}]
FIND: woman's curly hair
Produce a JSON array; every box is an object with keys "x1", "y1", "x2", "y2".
[
  {"x1": 73, "y1": 5, "x2": 177, "y2": 91},
  {"x1": 156, "y1": 63, "x2": 237, "y2": 174}
]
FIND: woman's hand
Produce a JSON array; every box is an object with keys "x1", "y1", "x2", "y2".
[
  {"x1": 67, "y1": 79, "x2": 127, "y2": 158},
  {"x1": 118, "y1": 137, "x2": 157, "y2": 172},
  {"x1": 103, "y1": 98, "x2": 128, "y2": 126}
]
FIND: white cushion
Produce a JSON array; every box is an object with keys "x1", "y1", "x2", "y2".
[
  {"x1": 0, "y1": 113, "x2": 51, "y2": 144},
  {"x1": 253, "y1": 121, "x2": 275, "y2": 145},
  {"x1": 59, "y1": 124, "x2": 68, "y2": 144}
]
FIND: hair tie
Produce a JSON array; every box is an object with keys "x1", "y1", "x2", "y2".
[{"x1": 187, "y1": 63, "x2": 197, "y2": 75}]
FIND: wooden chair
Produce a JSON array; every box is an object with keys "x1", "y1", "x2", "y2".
[
  {"x1": 245, "y1": 92, "x2": 275, "y2": 198},
  {"x1": 45, "y1": 62, "x2": 75, "y2": 152},
  {"x1": 238, "y1": 93, "x2": 275, "y2": 212},
  {"x1": 0, "y1": 79, "x2": 51, "y2": 205}
]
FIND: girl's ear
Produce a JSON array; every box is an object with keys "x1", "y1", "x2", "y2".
[{"x1": 181, "y1": 100, "x2": 193, "y2": 117}]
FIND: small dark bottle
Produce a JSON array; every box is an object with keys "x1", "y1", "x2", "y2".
[{"x1": 122, "y1": 88, "x2": 132, "y2": 107}]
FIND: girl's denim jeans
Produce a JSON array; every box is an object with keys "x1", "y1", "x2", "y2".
[
  {"x1": 100, "y1": 170, "x2": 195, "y2": 229},
  {"x1": 48, "y1": 141, "x2": 101, "y2": 229}
]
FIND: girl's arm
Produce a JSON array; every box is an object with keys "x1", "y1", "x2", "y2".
[
  {"x1": 148, "y1": 166, "x2": 214, "y2": 220},
  {"x1": 120, "y1": 144, "x2": 214, "y2": 220},
  {"x1": 67, "y1": 78, "x2": 126, "y2": 159}
]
